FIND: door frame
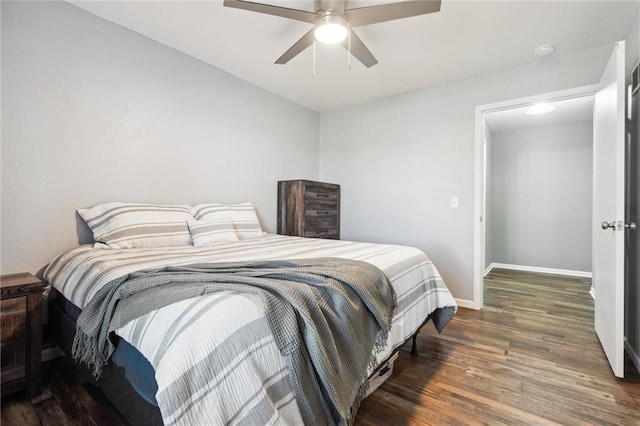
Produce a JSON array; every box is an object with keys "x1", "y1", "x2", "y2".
[{"x1": 472, "y1": 84, "x2": 599, "y2": 309}]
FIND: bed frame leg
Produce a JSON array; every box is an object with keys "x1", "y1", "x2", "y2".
[{"x1": 411, "y1": 333, "x2": 419, "y2": 356}]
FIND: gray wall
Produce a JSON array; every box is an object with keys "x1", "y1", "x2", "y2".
[
  {"x1": 1, "y1": 1, "x2": 319, "y2": 275},
  {"x1": 319, "y1": 45, "x2": 619, "y2": 301},
  {"x1": 490, "y1": 122, "x2": 593, "y2": 272},
  {"x1": 319, "y1": 5, "x2": 639, "y2": 302},
  {"x1": 1, "y1": 0, "x2": 638, "y2": 306}
]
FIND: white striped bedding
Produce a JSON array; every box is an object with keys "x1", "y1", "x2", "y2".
[{"x1": 45, "y1": 234, "x2": 457, "y2": 425}]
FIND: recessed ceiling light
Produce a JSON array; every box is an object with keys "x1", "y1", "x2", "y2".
[
  {"x1": 533, "y1": 45, "x2": 555, "y2": 58},
  {"x1": 526, "y1": 103, "x2": 555, "y2": 115}
]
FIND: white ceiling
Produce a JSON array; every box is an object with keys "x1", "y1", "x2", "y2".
[
  {"x1": 69, "y1": 0, "x2": 638, "y2": 112},
  {"x1": 485, "y1": 95, "x2": 594, "y2": 133}
]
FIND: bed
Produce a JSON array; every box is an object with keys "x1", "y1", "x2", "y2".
[{"x1": 43, "y1": 203, "x2": 457, "y2": 426}]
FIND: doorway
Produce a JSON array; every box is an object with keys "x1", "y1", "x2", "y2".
[
  {"x1": 474, "y1": 42, "x2": 633, "y2": 378},
  {"x1": 483, "y1": 96, "x2": 595, "y2": 279},
  {"x1": 472, "y1": 84, "x2": 600, "y2": 309}
]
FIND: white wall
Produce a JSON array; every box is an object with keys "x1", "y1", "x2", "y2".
[
  {"x1": 0, "y1": 1, "x2": 319, "y2": 275},
  {"x1": 483, "y1": 123, "x2": 494, "y2": 269},
  {"x1": 490, "y1": 122, "x2": 593, "y2": 272},
  {"x1": 319, "y1": 45, "x2": 616, "y2": 301}
]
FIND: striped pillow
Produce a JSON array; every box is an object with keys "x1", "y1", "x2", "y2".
[
  {"x1": 78, "y1": 202, "x2": 193, "y2": 249},
  {"x1": 187, "y1": 218, "x2": 238, "y2": 246},
  {"x1": 191, "y1": 202, "x2": 265, "y2": 240}
]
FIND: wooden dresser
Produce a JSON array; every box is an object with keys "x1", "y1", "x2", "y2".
[
  {"x1": 1, "y1": 273, "x2": 43, "y2": 398},
  {"x1": 278, "y1": 180, "x2": 340, "y2": 239}
]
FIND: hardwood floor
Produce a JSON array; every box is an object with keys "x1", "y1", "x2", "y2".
[
  {"x1": 357, "y1": 269, "x2": 640, "y2": 425},
  {"x1": 2, "y1": 268, "x2": 639, "y2": 425}
]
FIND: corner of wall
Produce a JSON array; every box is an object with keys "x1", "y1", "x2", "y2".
[{"x1": 624, "y1": 4, "x2": 640, "y2": 77}]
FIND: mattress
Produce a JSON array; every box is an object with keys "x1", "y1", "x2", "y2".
[
  {"x1": 45, "y1": 234, "x2": 457, "y2": 425},
  {"x1": 51, "y1": 292, "x2": 160, "y2": 406}
]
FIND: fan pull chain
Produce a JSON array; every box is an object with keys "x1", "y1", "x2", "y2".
[
  {"x1": 347, "y1": 29, "x2": 351, "y2": 70},
  {"x1": 313, "y1": 41, "x2": 316, "y2": 79}
]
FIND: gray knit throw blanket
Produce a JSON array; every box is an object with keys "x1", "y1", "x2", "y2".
[{"x1": 72, "y1": 258, "x2": 396, "y2": 426}]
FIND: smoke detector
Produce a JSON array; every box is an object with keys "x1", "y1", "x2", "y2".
[{"x1": 533, "y1": 45, "x2": 555, "y2": 58}]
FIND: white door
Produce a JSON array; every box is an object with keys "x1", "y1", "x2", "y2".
[{"x1": 593, "y1": 40, "x2": 626, "y2": 378}]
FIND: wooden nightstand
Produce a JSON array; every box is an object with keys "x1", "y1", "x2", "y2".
[{"x1": 1, "y1": 273, "x2": 43, "y2": 398}]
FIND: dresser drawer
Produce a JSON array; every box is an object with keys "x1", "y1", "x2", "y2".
[
  {"x1": 304, "y1": 229, "x2": 339, "y2": 239},
  {"x1": 305, "y1": 185, "x2": 338, "y2": 202},
  {"x1": 305, "y1": 204, "x2": 338, "y2": 217},
  {"x1": 1, "y1": 297, "x2": 27, "y2": 385},
  {"x1": 304, "y1": 217, "x2": 338, "y2": 230},
  {"x1": 0, "y1": 273, "x2": 43, "y2": 398},
  {"x1": 305, "y1": 211, "x2": 338, "y2": 227},
  {"x1": 1, "y1": 297, "x2": 27, "y2": 343},
  {"x1": 304, "y1": 203, "x2": 338, "y2": 230},
  {"x1": 1, "y1": 339, "x2": 26, "y2": 383}
]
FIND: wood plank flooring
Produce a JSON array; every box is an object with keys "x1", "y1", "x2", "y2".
[
  {"x1": 2, "y1": 268, "x2": 639, "y2": 425},
  {"x1": 356, "y1": 269, "x2": 640, "y2": 425}
]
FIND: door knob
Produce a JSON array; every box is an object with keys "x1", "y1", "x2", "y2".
[
  {"x1": 601, "y1": 221, "x2": 616, "y2": 230},
  {"x1": 626, "y1": 222, "x2": 637, "y2": 230}
]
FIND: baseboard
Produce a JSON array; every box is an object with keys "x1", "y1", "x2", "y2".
[
  {"x1": 589, "y1": 286, "x2": 595, "y2": 300},
  {"x1": 455, "y1": 298, "x2": 479, "y2": 310},
  {"x1": 484, "y1": 263, "x2": 494, "y2": 277},
  {"x1": 489, "y1": 263, "x2": 592, "y2": 278},
  {"x1": 624, "y1": 337, "x2": 640, "y2": 374}
]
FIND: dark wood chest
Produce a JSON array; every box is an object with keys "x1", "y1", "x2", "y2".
[
  {"x1": 278, "y1": 180, "x2": 340, "y2": 239},
  {"x1": 1, "y1": 273, "x2": 43, "y2": 398}
]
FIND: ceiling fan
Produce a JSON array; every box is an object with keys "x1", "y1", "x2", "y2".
[{"x1": 223, "y1": 0, "x2": 442, "y2": 68}]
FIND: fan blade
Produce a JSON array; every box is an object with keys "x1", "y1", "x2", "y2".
[
  {"x1": 275, "y1": 29, "x2": 315, "y2": 64},
  {"x1": 314, "y1": 0, "x2": 346, "y2": 14},
  {"x1": 224, "y1": 0, "x2": 317, "y2": 24},
  {"x1": 342, "y1": 30, "x2": 378, "y2": 68},
  {"x1": 345, "y1": 0, "x2": 441, "y2": 28}
]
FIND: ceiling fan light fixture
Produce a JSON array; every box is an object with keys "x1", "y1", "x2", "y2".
[
  {"x1": 223, "y1": 0, "x2": 442, "y2": 67},
  {"x1": 314, "y1": 14, "x2": 348, "y2": 44}
]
